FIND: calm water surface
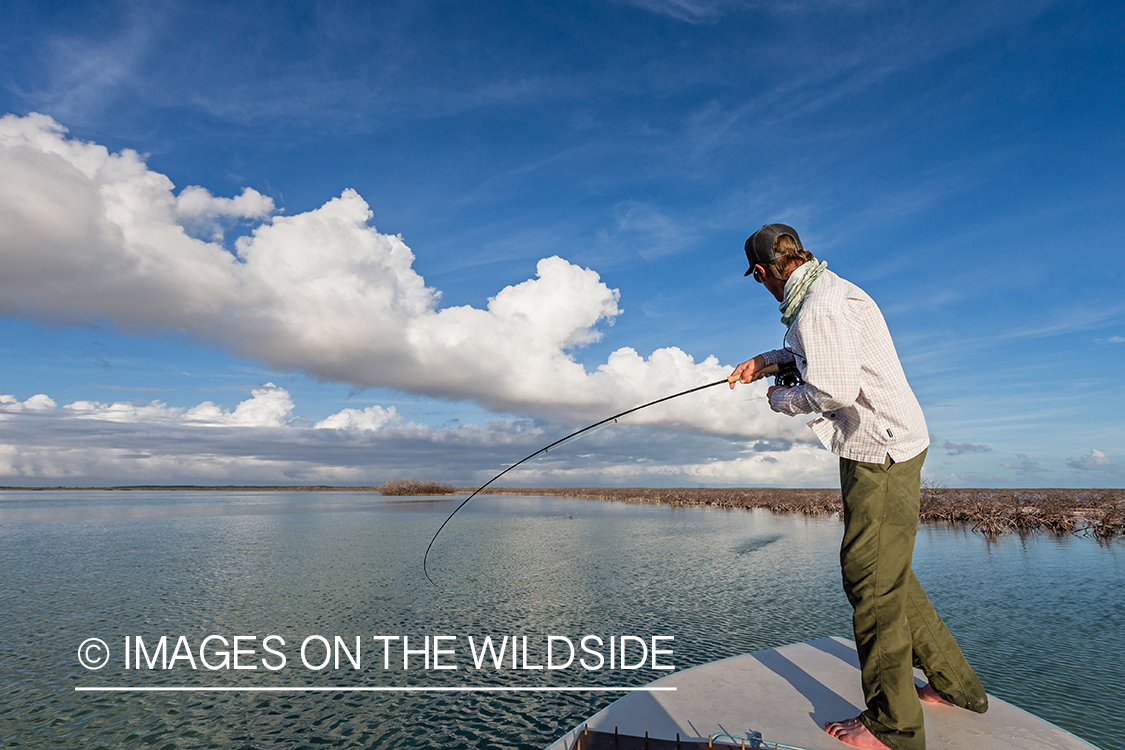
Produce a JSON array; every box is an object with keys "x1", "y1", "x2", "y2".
[{"x1": 1, "y1": 491, "x2": 1121, "y2": 749}]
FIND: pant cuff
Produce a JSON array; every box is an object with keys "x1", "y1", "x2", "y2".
[{"x1": 858, "y1": 711, "x2": 917, "y2": 750}]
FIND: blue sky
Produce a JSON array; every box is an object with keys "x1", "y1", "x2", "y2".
[{"x1": 0, "y1": 0, "x2": 1122, "y2": 487}]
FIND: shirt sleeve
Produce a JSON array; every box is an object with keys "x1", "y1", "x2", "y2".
[
  {"x1": 759, "y1": 348, "x2": 796, "y2": 367},
  {"x1": 770, "y1": 310, "x2": 862, "y2": 416}
]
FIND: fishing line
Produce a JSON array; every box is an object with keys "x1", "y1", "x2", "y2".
[
  {"x1": 532, "y1": 415, "x2": 619, "y2": 457},
  {"x1": 422, "y1": 366, "x2": 787, "y2": 586},
  {"x1": 425, "y1": 377, "x2": 726, "y2": 585}
]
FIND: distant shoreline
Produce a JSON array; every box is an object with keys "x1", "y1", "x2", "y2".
[{"x1": 2, "y1": 485, "x2": 1121, "y2": 538}]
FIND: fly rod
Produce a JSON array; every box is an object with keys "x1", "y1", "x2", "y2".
[{"x1": 422, "y1": 363, "x2": 794, "y2": 586}]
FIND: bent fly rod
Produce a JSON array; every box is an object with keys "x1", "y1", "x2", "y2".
[{"x1": 422, "y1": 363, "x2": 797, "y2": 586}]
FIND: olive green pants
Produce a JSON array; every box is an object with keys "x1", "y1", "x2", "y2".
[{"x1": 839, "y1": 450, "x2": 988, "y2": 750}]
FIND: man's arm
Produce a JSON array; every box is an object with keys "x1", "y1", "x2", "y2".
[
  {"x1": 769, "y1": 313, "x2": 861, "y2": 415},
  {"x1": 728, "y1": 348, "x2": 795, "y2": 389}
]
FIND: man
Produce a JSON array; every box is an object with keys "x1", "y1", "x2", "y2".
[{"x1": 727, "y1": 224, "x2": 988, "y2": 750}]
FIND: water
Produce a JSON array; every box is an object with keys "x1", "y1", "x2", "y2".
[{"x1": 1, "y1": 490, "x2": 1121, "y2": 749}]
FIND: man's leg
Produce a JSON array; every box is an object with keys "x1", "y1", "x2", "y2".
[
  {"x1": 833, "y1": 451, "x2": 927, "y2": 750},
  {"x1": 905, "y1": 569, "x2": 989, "y2": 713}
]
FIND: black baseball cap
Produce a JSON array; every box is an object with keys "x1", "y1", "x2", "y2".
[{"x1": 743, "y1": 223, "x2": 803, "y2": 277}]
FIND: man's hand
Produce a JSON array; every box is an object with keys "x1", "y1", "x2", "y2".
[{"x1": 728, "y1": 355, "x2": 767, "y2": 389}]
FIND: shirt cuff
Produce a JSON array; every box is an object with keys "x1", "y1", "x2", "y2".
[
  {"x1": 769, "y1": 387, "x2": 793, "y2": 414},
  {"x1": 770, "y1": 385, "x2": 814, "y2": 415}
]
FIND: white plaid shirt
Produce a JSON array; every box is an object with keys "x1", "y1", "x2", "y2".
[{"x1": 761, "y1": 269, "x2": 929, "y2": 464}]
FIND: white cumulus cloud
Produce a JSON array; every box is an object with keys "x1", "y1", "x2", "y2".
[
  {"x1": 0, "y1": 394, "x2": 57, "y2": 412},
  {"x1": 61, "y1": 383, "x2": 294, "y2": 427},
  {"x1": 0, "y1": 113, "x2": 806, "y2": 446},
  {"x1": 315, "y1": 405, "x2": 402, "y2": 431},
  {"x1": 175, "y1": 184, "x2": 275, "y2": 241},
  {"x1": 1066, "y1": 449, "x2": 1122, "y2": 473}
]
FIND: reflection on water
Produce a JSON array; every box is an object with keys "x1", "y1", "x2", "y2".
[{"x1": 0, "y1": 491, "x2": 1120, "y2": 749}]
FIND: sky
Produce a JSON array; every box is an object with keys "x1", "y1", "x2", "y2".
[{"x1": 0, "y1": 0, "x2": 1122, "y2": 488}]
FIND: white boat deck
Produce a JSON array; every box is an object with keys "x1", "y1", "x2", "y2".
[{"x1": 546, "y1": 637, "x2": 1099, "y2": 750}]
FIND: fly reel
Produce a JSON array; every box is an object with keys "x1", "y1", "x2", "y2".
[{"x1": 773, "y1": 361, "x2": 803, "y2": 388}]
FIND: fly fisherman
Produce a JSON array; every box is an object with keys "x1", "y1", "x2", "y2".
[{"x1": 728, "y1": 224, "x2": 989, "y2": 750}]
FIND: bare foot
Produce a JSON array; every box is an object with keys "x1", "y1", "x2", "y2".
[
  {"x1": 824, "y1": 716, "x2": 891, "y2": 749},
  {"x1": 916, "y1": 682, "x2": 955, "y2": 706}
]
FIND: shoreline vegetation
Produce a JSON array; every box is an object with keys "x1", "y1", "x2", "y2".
[
  {"x1": 468, "y1": 486, "x2": 1125, "y2": 540},
  {"x1": 2, "y1": 484, "x2": 1121, "y2": 539},
  {"x1": 376, "y1": 478, "x2": 456, "y2": 496}
]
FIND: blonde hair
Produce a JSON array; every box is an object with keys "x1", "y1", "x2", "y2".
[{"x1": 769, "y1": 234, "x2": 814, "y2": 279}]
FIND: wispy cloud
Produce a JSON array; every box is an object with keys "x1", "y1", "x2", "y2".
[
  {"x1": 609, "y1": 0, "x2": 883, "y2": 24},
  {"x1": 18, "y1": 4, "x2": 161, "y2": 124},
  {"x1": 1002, "y1": 454, "x2": 1045, "y2": 477},
  {"x1": 610, "y1": 0, "x2": 733, "y2": 23},
  {"x1": 597, "y1": 201, "x2": 700, "y2": 260},
  {"x1": 941, "y1": 439, "x2": 992, "y2": 456}
]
